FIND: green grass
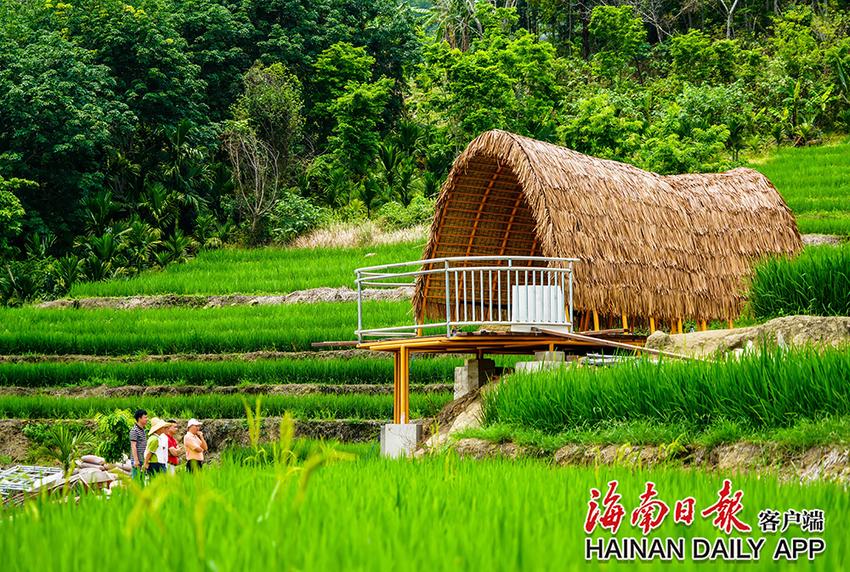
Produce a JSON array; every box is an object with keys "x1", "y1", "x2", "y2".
[
  {"x1": 749, "y1": 244, "x2": 850, "y2": 319},
  {"x1": 0, "y1": 300, "x2": 411, "y2": 354},
  {"x1": 0, "y1": 356, "x2": 458, "y2": 387},
  {"x1": 460, "y1": 416, "x2": 850, "y2": 453},
  {"x1": 0, "y1": 392, "x2": 453, "y2": 420},
  {"x1": 751, "y1": 138, "x2": 850, "y2": 235},
  {"x1": 69, "y1": 242, "x2": 424, "y2": 297},
  {"x1": 1, "y1": 457, "x2": 846, "y2": 570},
  {"x1": 483, "y1": 348, "x2": 850, "y2": 434}
]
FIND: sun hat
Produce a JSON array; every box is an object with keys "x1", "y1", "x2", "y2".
[
  {"x1": 187, "y1": 418, "x2": 202, "y2": 428},
  {"x1": 148, "y1": 417, "x2": 171, "y2": 436}
]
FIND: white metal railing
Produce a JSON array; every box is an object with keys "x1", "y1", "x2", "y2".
[{"x1": 355, "y1": 256, "x2": 577, "y2": 341}]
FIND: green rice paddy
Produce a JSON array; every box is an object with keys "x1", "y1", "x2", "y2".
[
  {"x1": 751, "y1": 138, "x2": 850, "y2": 235},
  {"x1": 68, "y1": 242, "x2": 424, "y2": 297},
  {"x1": 0, "y1": 356, "x2": 459, "y2": 388},
  {"x1": 0, "y1": 392, "x2": 452, "y2": 420},
  {"x1": 0, "y1": 301, "x2": 411, "y2": 355},
  {"x1": 1, "y1": 457, "x2": 845, "y2": 570},
  {"x1": 483, "y1": 348, "x2": 850, "y2": 433}
]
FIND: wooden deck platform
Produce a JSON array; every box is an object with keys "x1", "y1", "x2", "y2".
[
  {"x1": 358, "y1": 330, "x2": 647, "y2": 424},
  {"x1": 358, "y1": 330, "x2": 645, "y2": 354}
]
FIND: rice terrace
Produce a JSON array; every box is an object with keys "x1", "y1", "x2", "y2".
[{"x1": 2, "y1": 1, "x2": 850, "y2": 570}]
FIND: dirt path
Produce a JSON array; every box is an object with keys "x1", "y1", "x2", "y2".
[
  {"x1": 37, "y1": 285, "x2": 412, "y2": 310},
  {"x1": 0, "y1": 383, "x2": 451, "y2": 398}
]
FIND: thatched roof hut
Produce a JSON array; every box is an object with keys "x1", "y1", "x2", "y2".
[{"x1": 413, "y1": 130, "x2": 802, "y2": 326}]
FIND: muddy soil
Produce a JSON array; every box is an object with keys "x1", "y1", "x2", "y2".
[
  {"x1": 0, "y1": 383, "x2": 451, "y2": 398},
  {"x1": 38, "y1": 286, "x2": 412, "y2": 310}
]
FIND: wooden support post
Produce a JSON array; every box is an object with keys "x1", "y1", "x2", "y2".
[
  {"x1": 392, "y1": 351, "x2": 401, "y2": 424},
  {"x1": 727, "y1": 319, "x2": 734, "y2": 329},
  {"x1": 592, "y1": 310, "x2": 600, "y2": 332},
  {"x1": 649, "y1": 317, "x2": 656, "y2": 333},
  {"x1": 700, "y1": 319, "x2": 707, "y2": 332},
  {"x1": 677, "y1": 318, "x2": 683, "y2": 334},
  {"x1": 399, "y1": 346, "x2": 410, "y2": 424},
  {"x1": 621, "y1": 313, "x2": 629, "y2": 333}
]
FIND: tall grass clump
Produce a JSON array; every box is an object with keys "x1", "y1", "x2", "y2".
[
  {"x1": 749, "y1": 244, "x2": 850, "y2": 319},
  {"x1": 484, "y1": 347, "x2": 850, "y2": 433}
]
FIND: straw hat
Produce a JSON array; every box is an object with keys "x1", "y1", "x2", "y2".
[{"x1": 148, "y1": 417, "x2": 171, "y2": 435}]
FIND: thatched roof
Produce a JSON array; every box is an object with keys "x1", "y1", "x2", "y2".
[{"x1": 414, "y1": 130, "x2": 802, "y2": 324}]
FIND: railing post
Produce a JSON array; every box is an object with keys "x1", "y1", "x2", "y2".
[
  {"x1": 444, "y1": 260, "x2": 451, "y2": 337},
  {"x1": 356, "y1": 270, "x2": 363, "y2": 342},
  {"x1": 568, "y1": 261, "x2": 574, "y2": 332},
  {"x1": 507, "y1": 258, "x2": 512, "y2": 323}
]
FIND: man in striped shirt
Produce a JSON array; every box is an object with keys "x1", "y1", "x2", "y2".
[{"x1": 129, "y1": 409, "x2": 148, "y2": 481}]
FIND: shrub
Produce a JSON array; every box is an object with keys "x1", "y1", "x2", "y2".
[
  {"x1": 376, "y1": 195, "x2": 435, "y2": 231},
  {"x1": 94, "y1": 409, "x2": 135, "y2": 462},
  {"x1": 268, "y1": 192, "x2": 329, "y2": 244}
]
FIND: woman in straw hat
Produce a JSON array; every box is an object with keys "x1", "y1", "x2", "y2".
[{"x1": 143, "y1": 417, "x2": 171, "y2": 476}]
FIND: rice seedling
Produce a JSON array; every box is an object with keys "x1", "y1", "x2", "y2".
[
  {"x1": 460, "y1": 415, "x2": 850, "y2": 452},
  {"x1": 69, "y1": 242, "x2": 424, "y2": 297},
  {"x1": 1, "y1": 457, "x2": 846, "y2": 570},
  {"x1": 0, "y1": 392, "x2": 453, "y2": 420},
  {"x1": 0, "y1": 356, "x2": 459, "y2": 388},
  {"x1": 751, "y1": 138, "x2": 850, "y2": 235},
  {"x1": 483, "y1": 347, "x2": 850, "y2": 433},
  {"x1": 748, "y1": 244, "x2": 850, "y2": 319},
  {"x1": 0, "y1": 300, "x2": 411, "y2": 355}
]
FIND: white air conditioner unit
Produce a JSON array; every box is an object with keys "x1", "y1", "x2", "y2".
[{"x1": 510, "y1": 284, "x2": 567, "y2": 332}]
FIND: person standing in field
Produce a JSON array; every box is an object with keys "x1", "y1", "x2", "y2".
[
  {"x1": 165, "y1": 420, "x2": 182, "y2": 474},
  {"x1": 184, "y1": 418, "x2": 208, "y2": 472},
  {"x1": 129, "y1": 409, "x2": 148, "y2": 481},
  {"x1": 143, "y1": 418, "x2": 171, "y2": 476}
]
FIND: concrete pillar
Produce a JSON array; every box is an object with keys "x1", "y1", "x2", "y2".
[
  {"x1": 381, "y1": 423, "x2": 422, "y2": 458},
  {"x1": 534, "y1": 350, "x2": 566, "y2": 362},
  {"x1": 516, "y1": 351, "x2": 568, "y2": 373},
  {"x1": 454, "y1": 358, "x2": 496, "y2": 399}
]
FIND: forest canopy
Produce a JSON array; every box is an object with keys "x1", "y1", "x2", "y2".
[{"x1": 1, "y1": 0, "x2": 849, "y2": 303}]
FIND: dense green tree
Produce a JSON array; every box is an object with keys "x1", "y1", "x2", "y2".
[
  {"x1": 0, "y1": 30, "x2": 134, "y2": 243},
  {"x1": 233, "y1": 63, "x2": 305, "y2": 181}
]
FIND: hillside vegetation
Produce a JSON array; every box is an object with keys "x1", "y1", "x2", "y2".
[{"x1": 3, "y1": 1, "x2": 850, "y2": 305}]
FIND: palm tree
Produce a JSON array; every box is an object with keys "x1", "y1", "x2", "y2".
[
  {"x1": 427, "y1": 0, "x2": 483, "y2": 51},
  {"x1": 38, "y1": 425, "x2": 95, "y2": 476}
]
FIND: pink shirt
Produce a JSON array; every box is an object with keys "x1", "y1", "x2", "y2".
[{"x1": 183, "y1": 432, "x2": 206, "y2": 461}]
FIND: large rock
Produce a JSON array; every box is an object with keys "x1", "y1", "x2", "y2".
[{"x1": 645, "y1": 315, "x2": 850, "y2": 358}]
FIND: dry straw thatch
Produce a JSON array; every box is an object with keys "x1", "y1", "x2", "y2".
[{"x1": 413, "y1": 130, "x2": 802, "y2": 325}]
